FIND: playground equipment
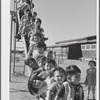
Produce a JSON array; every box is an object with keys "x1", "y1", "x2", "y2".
[{"x1": 10, "y1": 0, "x2": 32, "y2": 82}]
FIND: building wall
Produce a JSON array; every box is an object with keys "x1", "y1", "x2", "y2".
[
  {"x1": 81, "y1": 43, "x2": 96, "y2": 59},
  {"x1": 48, "y1": 43, "x2": 96, "y2": 60},
  {"x1": 82, "y1": 50, "x2": 96, "y2": 59}
]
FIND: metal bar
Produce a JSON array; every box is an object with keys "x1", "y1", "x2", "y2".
[{"x1": 9, "y1": 16, "x2": 13, "y2": 82}]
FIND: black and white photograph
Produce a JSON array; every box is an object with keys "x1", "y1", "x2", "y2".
[{"x1": 1, "y1": 0, "x2": 99, "y2": 100}]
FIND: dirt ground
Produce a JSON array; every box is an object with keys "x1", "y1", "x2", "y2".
[{"x1": 10, "y1": 53, "x2": 96, "y2": 100}]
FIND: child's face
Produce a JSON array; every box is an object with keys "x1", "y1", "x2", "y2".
[
  {"x1": 32, "y1": 80, "x2": 44, "y2": 89},
  {"x1": 45, "y1": 62, "x2": 54, "y2": 71},
  {"x1": 35, "y1": 20, "x2": 41, "y2": 26},
  {"x1": 30, "y1": 19, "x2": 35, "y2": 24},
  {"x1": 70, "y1": 73, "x2": 81, "y2": 85},
  {"x1": 37, "y1": 47, "x2": 44, "y2": 54},
  {"x1": 33, "y1": 13, "x2": 37, "y2": 18},
  {"x1": 54, "y1": 71, "x2": 65, "y2": 84},
  {"x1": 28, "y1": 15, "x2": 32, "y2": 20},
  {"x1": 45, "y1": 52, "x2": 53, "y2": 60},
  {"x1": 38, "y1": 60, "x2": 46, "y2": 67},
  {"x1": 89, "y1": 62, "x2": 95, "y2": 68},
  {"x1": 34, "y1": 27, "x2": 41, "y2": 33},
  {"x1": 33, "y1": 36, "x2": 41, "y2": 43},
  {"x1": 29, "y1": 60, "x2": 37, "y2": 68}
]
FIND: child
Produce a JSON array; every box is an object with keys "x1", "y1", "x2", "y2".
[
  {"x1": 32, "y1": 11, "x2": 37, "y2": 19},
  {"x1": 28, "y1": 74, "x2": 47, "y2": 95},
  {"x1": 27, "y1": 42, "x2": 46, "y2": 61},
  {"x1": 30, "y1": 56, "x2": 47, "y2": 78},
  {"x1": 38, "y1": 59, "x2": 57, "y2": 80},
  {"x1": 25, "y1": 58, "x2": 39, "y2": 72},
  {"x1": 20, "y1": 12, "x2": 32, "y2": 37},
  {"x1": 29, "y1": 32, "x2": 43, "y2": 50},
  {"x1": 29, "y1": 12, "x2": 37, "y2": 29},
  {"x1": 46, "y1": 67, "x2": 66, "y2": 100},
  {"x1": 15, "y1": 11, "x2": 32, "y2": 40},
  {"x1": 44, "y1": 50, "x2": 57, "y2": 67},
  {"x1": 35, "y1": 18, "x2": 42, "y2": 27},
  {"x1": 37, "y1": 56, "x2": 46, "y2": 69},
  {"x1": 84, "y1": 60, "x2": 96, "y2": 100},
  {"x1": 17, "y1": 0, "x2": 31, "y2": 20},
  {"x1": 55, "y1": 65, "x2": 84, "y2": 100}
]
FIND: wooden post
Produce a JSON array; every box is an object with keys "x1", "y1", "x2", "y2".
[
  {"x1": 13, "y1": 0, "x2": 16, "y2": 74},
  {"x1": 13, "y1": 0, "x2": 18, "y2": 73},
  {"x1": 9, "y1": 15, "x2": 13, "y2": 82}
]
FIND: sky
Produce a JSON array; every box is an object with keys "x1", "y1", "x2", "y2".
[{"x1": 10, "y1": 0, "x2": 97, "y2": 46}]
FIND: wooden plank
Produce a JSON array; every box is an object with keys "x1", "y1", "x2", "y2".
[{"x1": 22, "y1": 37, "x2": 31, "y2": 77}]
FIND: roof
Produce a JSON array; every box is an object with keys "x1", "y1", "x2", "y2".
[
  {"x1": 55, "y1": 35, "x2": 96, "y2": 44},
  {"x1": 48, "y1": 35, "x2": 96, "y2": 48}
]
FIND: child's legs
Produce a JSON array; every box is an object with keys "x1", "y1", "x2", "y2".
[
  {"x1": 92, "y1": 86, "x2": 95, "y2": 98},
  {"x1": 88, "y1": 86, "x2": 91, "y2": 97}
]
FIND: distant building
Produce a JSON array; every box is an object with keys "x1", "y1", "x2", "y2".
[{"x1": 48, "y1": 35, "x2": 96, "y2": 60}]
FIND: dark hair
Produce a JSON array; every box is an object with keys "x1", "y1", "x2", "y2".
[
  {"x1": 30, "y1": 3, "x2": 34, "y2": 8},
  {"x1": 53, "y1": 67, "x2": 66, "y2": 75},
  {"x1": 33, "y1": 12, "x2": 37, "y2": 16},
  {"x1": 45, "y1": 50, "x2": 53, "y2": 54},
  {"x1": 28, "y1": 74, "x2": 44, "y2": 95},
  {"x1": 25, "y1": 58, "x2": 38, "y2": 69},
  {"x1": 28, "y1": 12, "x2": 32, "y2": 18},
  {"x1": 37, "y1": 56, "x2": 46, "y2": 62},
  {"x1": 31, "y1": 17, "x2": 35, "y2": 22},
  {"x1": 33, "y1": 32, "x2": 42, "y2": 38},
  {"x1": 25, "y1": 58, "x2": 36, "y2": 65},
  {"x1": 26, "y1": 9, "x2": 31, "y2": 13},
  {"x1": 66, "y1": 65, "x2": 81, "y2": 76},
  {"x1": 37, "y1": 42, "x2": 47, "y2": 50},
  {"x1": 36, "y1": 18, "x2": 42, "y2": 24},
  {"x1": 46, "y1": 59, "x2": 56, "y2": 66},
  {"x1": 50, "y1": 67, "x2": 66, "y2": 79},
  {"x1": 88, "y1": 60, "x2": 96, "y2": 66},
  {"x1": 26, "y1": 0, "x2": 31, "y2": 5}
]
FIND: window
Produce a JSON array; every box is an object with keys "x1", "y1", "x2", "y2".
[
  {"x1": 86, "y1": 45, "x2": 90, "y2": 49},
  {"x1": 81, "y1": 45, "x2": 85, "y2": 49},
  {"x1": 91, "y1": 44, "x2": 96, "y2": 49}
]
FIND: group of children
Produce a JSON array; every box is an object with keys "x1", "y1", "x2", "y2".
[
  {"x1": 13, "y1": 0, "x2": 96, "y2": 100},
  {"x1": 15, "y1": 0, "x2": 48, "y2": 52},
  {"x1": 26, "y1": 50, "x2": 96, "y2": 100}
]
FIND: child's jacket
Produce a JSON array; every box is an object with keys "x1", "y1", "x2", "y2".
[{"x1": 57, "y1": 82, "x2": 84, "y2": 100}]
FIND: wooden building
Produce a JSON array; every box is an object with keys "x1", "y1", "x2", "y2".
[{"x1": 48, "y1": 35, "x2": 96, "y2": 60}]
